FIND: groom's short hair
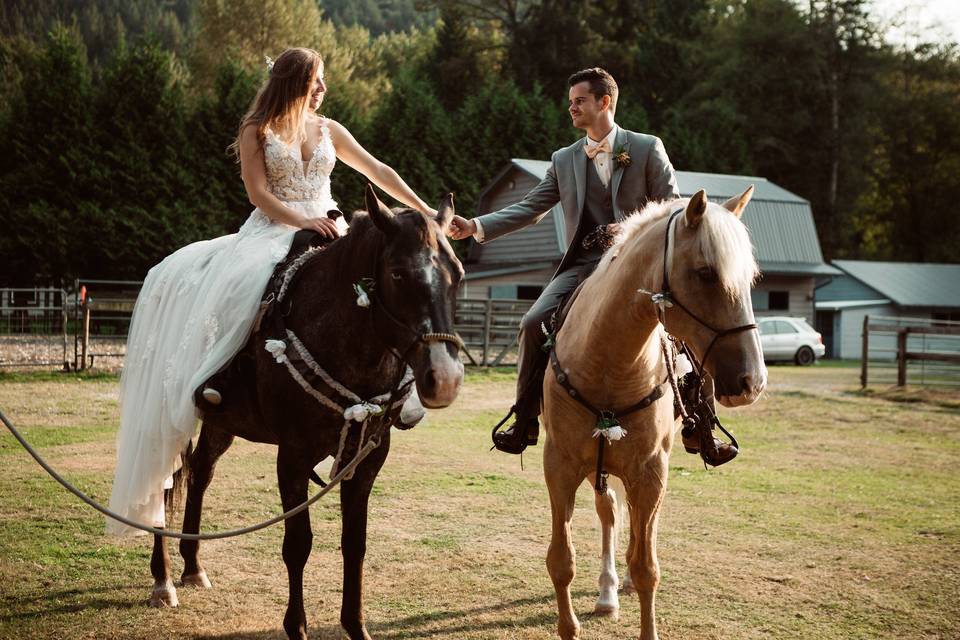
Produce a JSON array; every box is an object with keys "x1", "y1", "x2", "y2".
[{"x1": 568, "y1": 67, "x2": 618, "y2": 112}]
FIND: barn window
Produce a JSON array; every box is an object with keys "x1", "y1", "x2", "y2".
[
  {"x1": 768, "y1": 291, "x2": 789, "y2": 310},
  {"x1": 754, "y1": 290, "x2": 790, "y2": 311},
  {"x1": 517, "y1": 285, "x2": 544, "y2": 300}
]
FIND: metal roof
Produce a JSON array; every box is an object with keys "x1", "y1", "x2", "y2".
[
  {"x1": 831, "y1": 260, "x2": 960, "y2": 308},
  {"x1": 488, "y1": 159, "x2": 833, "y2": 275},
  {"x1": 511, "y1": 160, "x2": 808, "y2": 203}
]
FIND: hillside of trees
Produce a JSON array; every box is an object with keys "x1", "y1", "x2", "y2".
[{"x1": 1, "y1": 0, "x2": 958, "y2": 284}]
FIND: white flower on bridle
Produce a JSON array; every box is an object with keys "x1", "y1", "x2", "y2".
[{"x1": 264, "y1": 55, "x2": 275, "y2": 72}]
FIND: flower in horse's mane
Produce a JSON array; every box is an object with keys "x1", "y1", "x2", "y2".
[
  {"x1": 264, "y1": 55, "x2": 275, "y2": 72},
  {"x1": 264, "y1": 339, "x2": 287, "y2": 363},
  {"x1": 353, "y1": 279, "x2": 375, "y2": 308},
  {"x1": 614, "y1": 145, "x2": 631, "y2": 169}
]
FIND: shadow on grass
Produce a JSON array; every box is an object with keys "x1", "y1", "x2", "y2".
[
  {"x1": 193, "y1": 590, "x2": 597, "y2": 639},
  {"x1": 0, "y1": 585, "x2": 142, "y2": 623}
]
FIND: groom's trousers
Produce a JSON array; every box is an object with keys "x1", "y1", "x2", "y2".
[{"x1": 514, "y1": 260, "x2": 597, "y2": 418}]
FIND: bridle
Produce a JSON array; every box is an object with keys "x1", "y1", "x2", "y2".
[
  {"x1": 370, "y1": 287, "x2": 463, "y2": 367},
  {"x1": 642, "y1": 208, "x2": 758, "y2": 374}
]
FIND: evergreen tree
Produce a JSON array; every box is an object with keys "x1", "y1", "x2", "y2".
[{"x1": 0, "y1": 24, "x2": 95, "y2": 284}]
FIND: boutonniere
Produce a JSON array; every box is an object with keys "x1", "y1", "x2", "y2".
[
  {"x1": 614, "y1": 145, "x2": 631, "y2": 169},
  {"x1": 353, "y1": 278, "x2": 375, "y2": 308}
]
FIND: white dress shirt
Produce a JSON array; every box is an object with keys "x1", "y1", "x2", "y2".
[{"x1": 585, "y1": 123, "x2": 619, "y2": 188}]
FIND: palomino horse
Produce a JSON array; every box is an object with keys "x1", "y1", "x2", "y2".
[
  {"x1": 149, "y1": 186, "x2": 465, "y2": 640},
  {"x1": 542, "y1": 188, "x2": 766, "y2": 640}
]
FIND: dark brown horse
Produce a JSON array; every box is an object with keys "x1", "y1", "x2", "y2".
[{"x1": 148, "y1": 185, "x2": 465, "y2": 640}]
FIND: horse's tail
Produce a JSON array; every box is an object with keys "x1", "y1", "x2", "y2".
[
  {"x1": 164, "y1": 439, "x2": 193, "y2": 520},
  {"x1": 607, "y1": 475, "x2": 628, "y2": 537}
]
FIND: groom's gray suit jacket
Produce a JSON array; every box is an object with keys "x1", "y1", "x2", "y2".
[{"x1": 476, "y1": 127, "x2": 680, "y2": 276}]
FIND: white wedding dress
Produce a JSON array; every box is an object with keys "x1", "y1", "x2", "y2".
[{"x1": 107, "y1": 120, "x2": 346, "y2": 535}]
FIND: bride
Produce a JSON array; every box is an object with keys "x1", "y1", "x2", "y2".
[{"x1": 108, "y1": 47, "x2": 436, "y2": 535}]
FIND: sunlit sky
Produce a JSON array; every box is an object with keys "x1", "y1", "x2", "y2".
[{"x1": 868, "y1": 0, "x2": 960, "y2": 45}]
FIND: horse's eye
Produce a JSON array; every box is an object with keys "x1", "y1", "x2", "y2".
[
  {"x1": 696, "y1": 267, "x2": 717, "y2": 282},
  {"x1": 390, "y1": 270, "x2": 403, "y2": 281}
]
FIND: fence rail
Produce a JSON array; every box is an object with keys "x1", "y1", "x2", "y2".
[
  {"x1": 860, "y1": 315, "x2": 960, "y2": 387},
  {"x1": 1, "y1": 284, "x2": 532, "y2": 370}
]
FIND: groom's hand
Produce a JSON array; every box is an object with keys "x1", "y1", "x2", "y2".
[{"x1": 448, "y1": 215, "x2": 477, "y2": 240}]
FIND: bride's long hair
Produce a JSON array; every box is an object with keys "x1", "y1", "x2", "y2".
[{"x1": 229, "y1": 47, "x2": 323, "y2": 158}]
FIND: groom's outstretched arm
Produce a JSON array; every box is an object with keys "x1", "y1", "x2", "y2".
[
  {"x1": 646, "y1": 136, "x2": 680, "y2": 201},
  {"x1": 453, "y1": 160, "x2": 560, "y2": 243}
]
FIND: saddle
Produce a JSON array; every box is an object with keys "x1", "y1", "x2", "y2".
[{"x1": 256, "y1": 214, "x2": 343, "y2": 333}]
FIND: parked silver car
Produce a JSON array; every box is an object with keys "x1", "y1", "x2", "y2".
[{"x1": 757, "y1": 316, "x2": 826, "y2": 365}]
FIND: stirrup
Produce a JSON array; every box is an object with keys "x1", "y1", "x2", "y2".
[{"x1": 490, "y1": 406, "x2": 537, "y2": 454}]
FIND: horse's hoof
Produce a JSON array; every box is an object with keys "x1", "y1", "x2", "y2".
[
  {"x1": 621, "y1": 577, "x2": 636, "y2": 595},
  {"x1": 149, "y1": 583, "x2": 179, "y2": 608},
  {"x1": 594, "y1": 603, "x2": 620, "y2": 620},
  {"x1": 558, "y1": 620, "x2": 581, "y2": 640},
  {"x1": 181, "y1": 571, "x2": 212, "y2": 588}
]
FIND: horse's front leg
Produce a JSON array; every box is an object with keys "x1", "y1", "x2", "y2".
[
  {"x1": 339, "y1": 430, "x2": 390, "y2": 640},
  {"x1": 277, "y1": 443, "x2": 314, "y2": 640},
  {"x1": 180, "y1": 424, "x2": 234, "y2": 588},
  {"x1": 544, "y1": 439, "x2": 584, "y2": 640},
  {"x1": 625, "y1": 451, "x2": 669, "y2": 640}
]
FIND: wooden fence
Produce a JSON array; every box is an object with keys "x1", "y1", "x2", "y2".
[
  {"x1": 2, "y1": 285, "x2": 533, "y2": 370},
  {"x1": 454, "y1": 298, "x2": 533, "y2": 367},
  {"x1": 860, "y1": 315, "x2": 960, "y2": 387}
]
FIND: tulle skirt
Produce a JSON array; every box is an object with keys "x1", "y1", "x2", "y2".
[{"x1": 107, "y1": 201, "x2": 342, "y2": 535}]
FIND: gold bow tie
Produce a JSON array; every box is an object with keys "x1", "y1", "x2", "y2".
[{"x1": 584, "y1": 139, "x2": 611, "y2": 159}]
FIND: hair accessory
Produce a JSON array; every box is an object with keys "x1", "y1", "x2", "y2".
[{"x1": 264, "y1": 55, "x2": 275, "y2": 72}]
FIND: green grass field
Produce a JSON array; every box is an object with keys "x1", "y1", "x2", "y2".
[{"x1": 0, "y1": 363, "x2": 958, "y2": 639}]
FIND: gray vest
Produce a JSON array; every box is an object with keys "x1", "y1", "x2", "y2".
[{"x1": 573, "y1": 158, "x2": 616, "y2": 263}]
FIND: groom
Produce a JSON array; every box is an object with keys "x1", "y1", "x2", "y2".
[{"x1": 450, "y1": 67, "x2": 734, "y2": 462}]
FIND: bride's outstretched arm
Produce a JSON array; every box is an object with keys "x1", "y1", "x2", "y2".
[
  {"x1": 238, "y1": 124, "x2": 340, "y2": 238},
  {"x1": 326, "y1": 119, "x2": 436, "y2": 216}
]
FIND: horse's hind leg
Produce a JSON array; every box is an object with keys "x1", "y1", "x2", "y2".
[
  {"x1": 179, "y1": 424, "x2": 234, "y2": 588},
  {"x1": 625, "y1": 452, "x2": 669, "y2": 640},
  {"x1": 592, "y1": 477, "x2": 620, "y2": 619},
  {"x1": 544, "y1": 440, "x2": 584, "y2": 640},
  {"x1": 149, "y1": 493, "x2": 179, "y2": 607}
]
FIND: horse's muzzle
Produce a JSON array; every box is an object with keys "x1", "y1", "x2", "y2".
[{"x1": 416, "y1": 342, "x2": 463, "y2": 408}]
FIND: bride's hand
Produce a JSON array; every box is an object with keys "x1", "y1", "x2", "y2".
[{"x1": 303, "y1": 217, "x2": 340, "y2": 239}]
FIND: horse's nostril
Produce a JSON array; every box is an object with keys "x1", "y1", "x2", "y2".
[
  {"x1": 740, "y1": 373, "x2": 754, "y2": 393},
  {"x1": 425, "y1": 370, "x2": 437, "y2": 391}
]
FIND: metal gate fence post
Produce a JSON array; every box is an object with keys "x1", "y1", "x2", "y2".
[
  {"x1": 481, "y1": 299, "x2": 492, "y2": 367},
  {"x1": 897, "y1": 328, "x2": 908, "y2": 387},
  {"x1": 81, "y1": 302, "x2": 91, "y2": 371},
  {"x1": 860, "y1": 315, "x2": 869, "y2": 388}
]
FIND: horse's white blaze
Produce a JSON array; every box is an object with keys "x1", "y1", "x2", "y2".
[{"x1": 426, "y1": 342, "x2": 463, "y2": 404}]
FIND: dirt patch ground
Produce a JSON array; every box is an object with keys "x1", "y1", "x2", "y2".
[{"x1": 0, "y1": 363, "x2": 958, "y2": 639}]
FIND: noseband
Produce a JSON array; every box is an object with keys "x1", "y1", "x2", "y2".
[
  {"x1": 642, "y1": 208, "x2": 758, "y2": 374},
  {"x1": 370, "y1": 287, "x2": 463, "y2": 366}
]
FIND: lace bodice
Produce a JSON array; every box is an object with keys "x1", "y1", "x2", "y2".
[{"x1": 264, "y1": 119, "x2": 336, "y2": 202}]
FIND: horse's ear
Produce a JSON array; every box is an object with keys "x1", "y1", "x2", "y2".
[
  {"x1": 721, "y1": 185, "x2": 754, "y2": 219},
  {"x1": 685, "y1": 189, "x2": 708, "y2": 228},
  {"x1": 365, "y1": 183, "x2": 399, "y2": 235},
  {"x1": 435, "y1": 193, "x2": 455, "y2": 231}
]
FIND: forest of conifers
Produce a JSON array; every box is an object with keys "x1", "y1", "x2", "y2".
[{"x1": 1, "y1": 0, "x2": 958, "y2": 285}]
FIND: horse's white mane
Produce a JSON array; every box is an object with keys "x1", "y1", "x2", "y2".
[{"x1": 604, "y1": 198, "x2": 759, "y2": 296}]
